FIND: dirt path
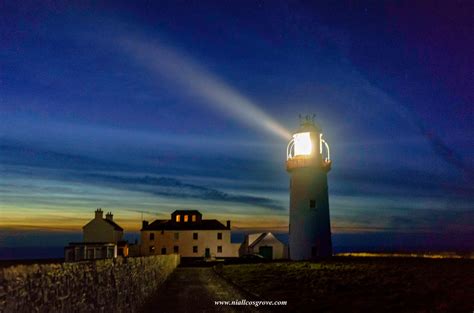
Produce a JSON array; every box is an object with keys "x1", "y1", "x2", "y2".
[{"x1": 140, "y1": 267, "x2": 263, "y2": 313}]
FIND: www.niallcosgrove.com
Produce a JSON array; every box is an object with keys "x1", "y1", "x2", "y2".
[{"x1": 215, "y1": 299, "x2": 287, "y2": 307}]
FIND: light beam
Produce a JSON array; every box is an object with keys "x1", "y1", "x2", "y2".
[{"x1": 119, "y1": 37, "x2": 291, "y2": 140}]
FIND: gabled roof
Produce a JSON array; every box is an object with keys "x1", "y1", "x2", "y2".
[
  {"x1": 142, "y1": 219, "x2": 228, "y2": 231},
  {"x1": 83, "y1": 218, "x2": 123, "y2": 231},
  {"x1": 248, "y1": 233, "x2": 268, "y2": 248},
  {"x1": 248, "y1": 232, "x2": 283, "y2": 248},
  {"x1": 104, "y1": 219, "x2": 123, "y2": 231}
]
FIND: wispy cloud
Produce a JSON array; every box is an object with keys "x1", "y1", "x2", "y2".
[
  {"x1": 331, "y1": 166, "x2": 474, "y2": 198},
  {"x1": 0, "y1": 143, "x2": 285, "y2": 211},
  {"x1": 415, "y1": 120, "x2": 474, "y2": 180},
  {"x1": 84, "y1": 173, "x2": 285, "y2": 210}
]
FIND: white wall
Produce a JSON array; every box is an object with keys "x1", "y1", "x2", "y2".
[
  {"x1": 242, "y1": 233, "x2": 288, "y2": 259},
  {"x1": 250, "y1": 236, "x2": 286, "y2": 259},
  {"x1": 83, "y1": 219, "x2": 123, "y2": 243},
  {"x1": 140, "y1": 230, "x2": 239, "y2": 258}
]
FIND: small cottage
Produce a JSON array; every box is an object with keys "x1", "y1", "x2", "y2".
[
  {"x1": 65, "y1": 209, "x2": 128, "y2": 261},
  {"x1": 240, "y1": 232, "x2": 288, "y2": 260},
  {"x1": 83, "y1": 209, "x2": 124, "y2": 243}
]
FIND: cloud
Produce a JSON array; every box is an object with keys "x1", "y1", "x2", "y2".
[
  {"x1": 415, "y1": 120, "x2": 474, "y2": 180},
  {"x1": 331, "y1": 166, "x2": 474, "y2": 198},
  {"x1": 84, "y1": 173, "x2": 285, "y2": 210},
  {"x1": 0, "y1": 141, "x2": 127, "y2": 172},
  {"x1": 381, "y1": 208, "x2": 474, "y2": 237},
  {"x1": 0, "y1": 143, "x2": 285, "y2": 211}
]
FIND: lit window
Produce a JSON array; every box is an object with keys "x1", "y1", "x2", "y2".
[
  {"x1": 217, "y1": 233, "x2": 222, "y2": 240},
  {"x1": 161, "y1": 247, "x2": 166, "y2": 255},
  {"x1": 193, "y1": 246, "x2": 198, "y2": 253},
  {"x1": 173, "y1": 246, "x2": 179, "y2": 253},
  {"x1": 193, "y1": 233, "x2": 198, "y2": 240},
  {"x1": 192, "y1": 215, "x2": 196, "y2": 222},
  {"x1": 176, "y1": 215, "x2": 181, "y2": 222},
  {"x1": 149, "y1": 233, "x2": 155, "y2": 241},
  {"x1": 184, "y1": 215, "x2": 189, "y2": 222},
  {"x1": 293, "y1": 132, "x2": 312, "y2": 156},
  {"x1": 217, "y1": 246, "x2": 222, "y2": 253},
  {"x1": 174, "y1": 232, "x2": 179, "y2": 240},
  {"x1": 149, "y1": 246, "x2": 155, "y2": 253},
  {"x1": 310, "y1": 199, "x2": 316, "y2": 209}
]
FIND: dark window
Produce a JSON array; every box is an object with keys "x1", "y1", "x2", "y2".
[
  {"x1": 310, "y1": 199, "x2": 316, "y2": 209},
  {"x1": 149, "y1": 233, "x2": 155, "y2": 240},
  {"x1": 193, "y1": 246, "x2": 198, "y2": 253},
  {"x1": 193, "y1": 232, "x2": 198, "y2": 240},
  {"x1": 217, "y1": 232, "x2": 222, "y2": 240},
  {"x1": 311, "y1": 246, "x2": 318, "y2": 257},
  {"x1": 173, "y1": 246, "x2": 179, "y2": 253},
  {"x1": 149, "y1": 246, "x2": 155, "y2": 253},
  {"x1": 217, "y1": 246, "x2": 222, "y2": 253},
  {"x1": 174, "y1": 232, "x2": 179, "y2": 240},
  {"x1": 161, "y1": 247, "x2": 166, "y2": 255}
]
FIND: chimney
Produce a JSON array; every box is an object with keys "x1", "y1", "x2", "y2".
[
  {"x1": 226, "y1": 220, "x2": 231, "y2": 229},
  {"x1": 95, "y1": 208, "x2": 103, "y2": 219},
  {"x1": 106, "y1": 212, "x2": 113, "y2": 221},
  {"x1": 142, "y1": 220, "x2": 149, "y2": 229}
]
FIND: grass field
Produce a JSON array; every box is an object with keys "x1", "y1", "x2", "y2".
[{"x1": 219, "y1": 257, "x2": 474, "y2": 313}]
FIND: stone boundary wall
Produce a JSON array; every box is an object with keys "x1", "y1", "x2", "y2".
[{"x1": 0, "y1": 255, "x2": 180, "y2": 313}]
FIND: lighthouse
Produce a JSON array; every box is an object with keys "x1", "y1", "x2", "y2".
[{"x1": 287, "y1": 115, "x2": 332, "y2": 259}]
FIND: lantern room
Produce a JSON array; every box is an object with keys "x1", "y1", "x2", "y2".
[{"x1": 286, "y1": 115, "x2": 331, "y2": 171}]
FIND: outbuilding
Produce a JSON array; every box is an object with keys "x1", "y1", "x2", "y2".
[{"x1": 240, "y1": 232, "x2": 288, "y2": 260}]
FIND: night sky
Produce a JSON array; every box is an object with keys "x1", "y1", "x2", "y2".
[{"x1": 1, "y1": 1, "x2": 473, "y2": 253}]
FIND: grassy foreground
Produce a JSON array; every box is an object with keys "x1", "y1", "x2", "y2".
[{"x1": 220, "y1": 257, "x2": 474, "y2": 313}]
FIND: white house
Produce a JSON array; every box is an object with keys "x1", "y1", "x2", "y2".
[
  {"x1": 240, "y1": 232, "x2": 288, "y2": 260},
  {"x1": 140, "y1": 210, "x2": 240, "y2": 258},
  {"x1": 83, "y1": 209, "x2": 124, "y2": 243},
  {"x1": 65, "y1": 209, "x2": 128, "y2": 261}
]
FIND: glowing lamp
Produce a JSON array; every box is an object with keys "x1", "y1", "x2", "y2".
[
  {"x1": 293, "y1": 132, "x2": 312, "y2": 156},
  {"x1": 286, "y1": 115, "x2": 331, "y2": 164}
]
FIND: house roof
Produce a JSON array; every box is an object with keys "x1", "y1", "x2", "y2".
[
  {"x1": 67, "y1": 242, "x2": 116, "y2": 246},
  {"x1": 103, "y1": 219, "x2": 123, "y2": 231},
  {"x1": 82, "y1": 217, "x2": 124, "y2": 231},
  {"x1": 172, "y1": 209, "x2": 202, "y2": 215},
  {"x1": 142, "y1": 219, "x2": 228, "y2": 231},
  {"x1": 248, "y1": 233, "x2": 267, "y2": 248},
  {"x1": 248, "y1": 232, "x2": 283, "y2": 249}
]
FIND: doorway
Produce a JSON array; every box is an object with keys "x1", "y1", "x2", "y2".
[{"x1": 258, "y1": 246, "x2": 273, "y2": 260}]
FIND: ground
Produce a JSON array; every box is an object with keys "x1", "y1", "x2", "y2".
[
  {"x1": 219, "y1": 257, "x2": 474, "y2": 313},
  {"x1": 140, "y1": 267, "x2": 269, "y2": 313}
]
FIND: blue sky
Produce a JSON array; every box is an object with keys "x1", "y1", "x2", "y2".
[{"x1": 0, "y1": 1, "x2": 473, "y2": 252}]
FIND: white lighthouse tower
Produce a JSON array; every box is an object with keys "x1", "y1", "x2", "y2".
[{"x1": 287, "y1": 115, "x2": 332, "y2": 259}]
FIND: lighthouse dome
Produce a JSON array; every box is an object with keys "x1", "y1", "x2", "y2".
[{"x1": 295, "y1": 114, "x2": 322, "y2": 134}]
